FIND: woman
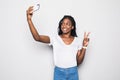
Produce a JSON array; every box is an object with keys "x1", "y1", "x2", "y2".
[{"x1": 26, "y1": 6, "x2": 90, "y2": 80}]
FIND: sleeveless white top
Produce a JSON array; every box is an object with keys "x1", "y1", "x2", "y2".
[{"x1": 49, "y1": 35, "x2": 82, "y2": 68}]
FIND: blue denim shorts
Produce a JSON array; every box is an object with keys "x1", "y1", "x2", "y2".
[{"x1": 54, "y1": 66, "x2": 79, "y2": 80}]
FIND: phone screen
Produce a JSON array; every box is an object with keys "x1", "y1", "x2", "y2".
[{"x1": 33, "y1": 4, "x2": 40, "y2": 12}]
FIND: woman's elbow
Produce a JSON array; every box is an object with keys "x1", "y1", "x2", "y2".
[{"x1": 33, "y1": 36, "x2": 40, "y2": 41}]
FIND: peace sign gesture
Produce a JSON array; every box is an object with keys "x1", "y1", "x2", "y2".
[{"x1": 83, "y1": 32, "x2": 90, "y2": 47}]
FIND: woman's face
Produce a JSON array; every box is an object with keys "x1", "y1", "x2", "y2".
[{"x1": 61, "y1": 18, "x2": 74, "y2": 34}]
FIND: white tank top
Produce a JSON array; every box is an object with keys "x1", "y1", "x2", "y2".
[{"x1": 49, "y1": 35, "x2": 82, "y2": 68}]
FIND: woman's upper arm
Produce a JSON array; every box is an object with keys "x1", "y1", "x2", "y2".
[{"x1": 36, "y1": 35, "x2": 50, "y2": 43}]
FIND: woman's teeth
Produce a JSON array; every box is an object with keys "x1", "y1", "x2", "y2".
[{"x1": 63, "y1": 29, "x2": 67, "y2": 31}]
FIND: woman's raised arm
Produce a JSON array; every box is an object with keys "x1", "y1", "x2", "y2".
[{"x1": 26, "y1": 6, "x2": 50, "y2": 43}]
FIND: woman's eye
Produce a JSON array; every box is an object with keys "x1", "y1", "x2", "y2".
[
  {"x1": 61, "y1": 23, "x2": 71, "y2": 26},
  {"x1": 66, "y1": 23, "x2": 71, "y2": 26}
]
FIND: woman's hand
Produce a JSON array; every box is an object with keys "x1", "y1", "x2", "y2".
[
  {"x1": 83, "y1": 32, "x2": 90, "y2": 47},
  {"x1": 26, "y1": 6, "x2": 34, "y2": 20}
]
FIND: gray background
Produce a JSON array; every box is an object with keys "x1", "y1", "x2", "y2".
[{"x1": 0, "y1": 0, "x2": 120, "y2": 80}]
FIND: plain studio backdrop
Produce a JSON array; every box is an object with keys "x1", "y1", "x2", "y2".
[{"x1": 0, "y1": 0, "x2": 120, "y2": 80}]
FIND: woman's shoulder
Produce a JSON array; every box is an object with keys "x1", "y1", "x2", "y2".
[
  {"x1": 75, "y1": 36, "x2": 82, "y2": 40},
  {"x1": 75, "y1": 36, "x2": 83, "y2": 43}
]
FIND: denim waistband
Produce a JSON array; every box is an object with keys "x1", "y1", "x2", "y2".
[
  {"x1": 54, "y1": 66, "x2": 79, "y2": 80},
  {"x1": 55, "y1": 66, "x2": 78, "y2": 72}
]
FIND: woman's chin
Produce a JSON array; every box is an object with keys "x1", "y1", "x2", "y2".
[{"x1": 62, "y1": 31, "x2": 70, "y2": 34}]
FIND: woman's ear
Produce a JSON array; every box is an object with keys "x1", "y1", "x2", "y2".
[{"x1": 72, "y1": 26, "x2": 74, "y2": 29}]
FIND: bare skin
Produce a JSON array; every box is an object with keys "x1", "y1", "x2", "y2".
[
  {"x1": 77, "y1": 32, "x2": 90, "y2": 66},
  {"x1": 26, "y1": 6, "x2": 90, "y2": 66},
  {"x1": 26, "y1": 6, "x2": 50, "y2": 43}
]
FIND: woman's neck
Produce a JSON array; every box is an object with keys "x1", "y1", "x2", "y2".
[{"x1": 60, "y1": 33, "x2": 72, "y2": 38}]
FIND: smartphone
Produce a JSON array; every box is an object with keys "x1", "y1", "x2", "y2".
[{"x1": 33, "y1": 4, "x2": 40, "y2": 12}]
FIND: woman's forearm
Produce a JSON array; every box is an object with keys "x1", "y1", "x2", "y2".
[
  {"x1": 77, "y1": 48, "x2": 86, "y2": 65},
  {"x1": 27, "y1": 19, "x2": 40, "y2": 41}
]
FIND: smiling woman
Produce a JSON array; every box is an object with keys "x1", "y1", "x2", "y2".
[
  {"x1": 58, "y1": 15, "x2": 77, "y2": 37},
  {"x1": 26, "y1": 6, "x2": 90, "y2": 80}
]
